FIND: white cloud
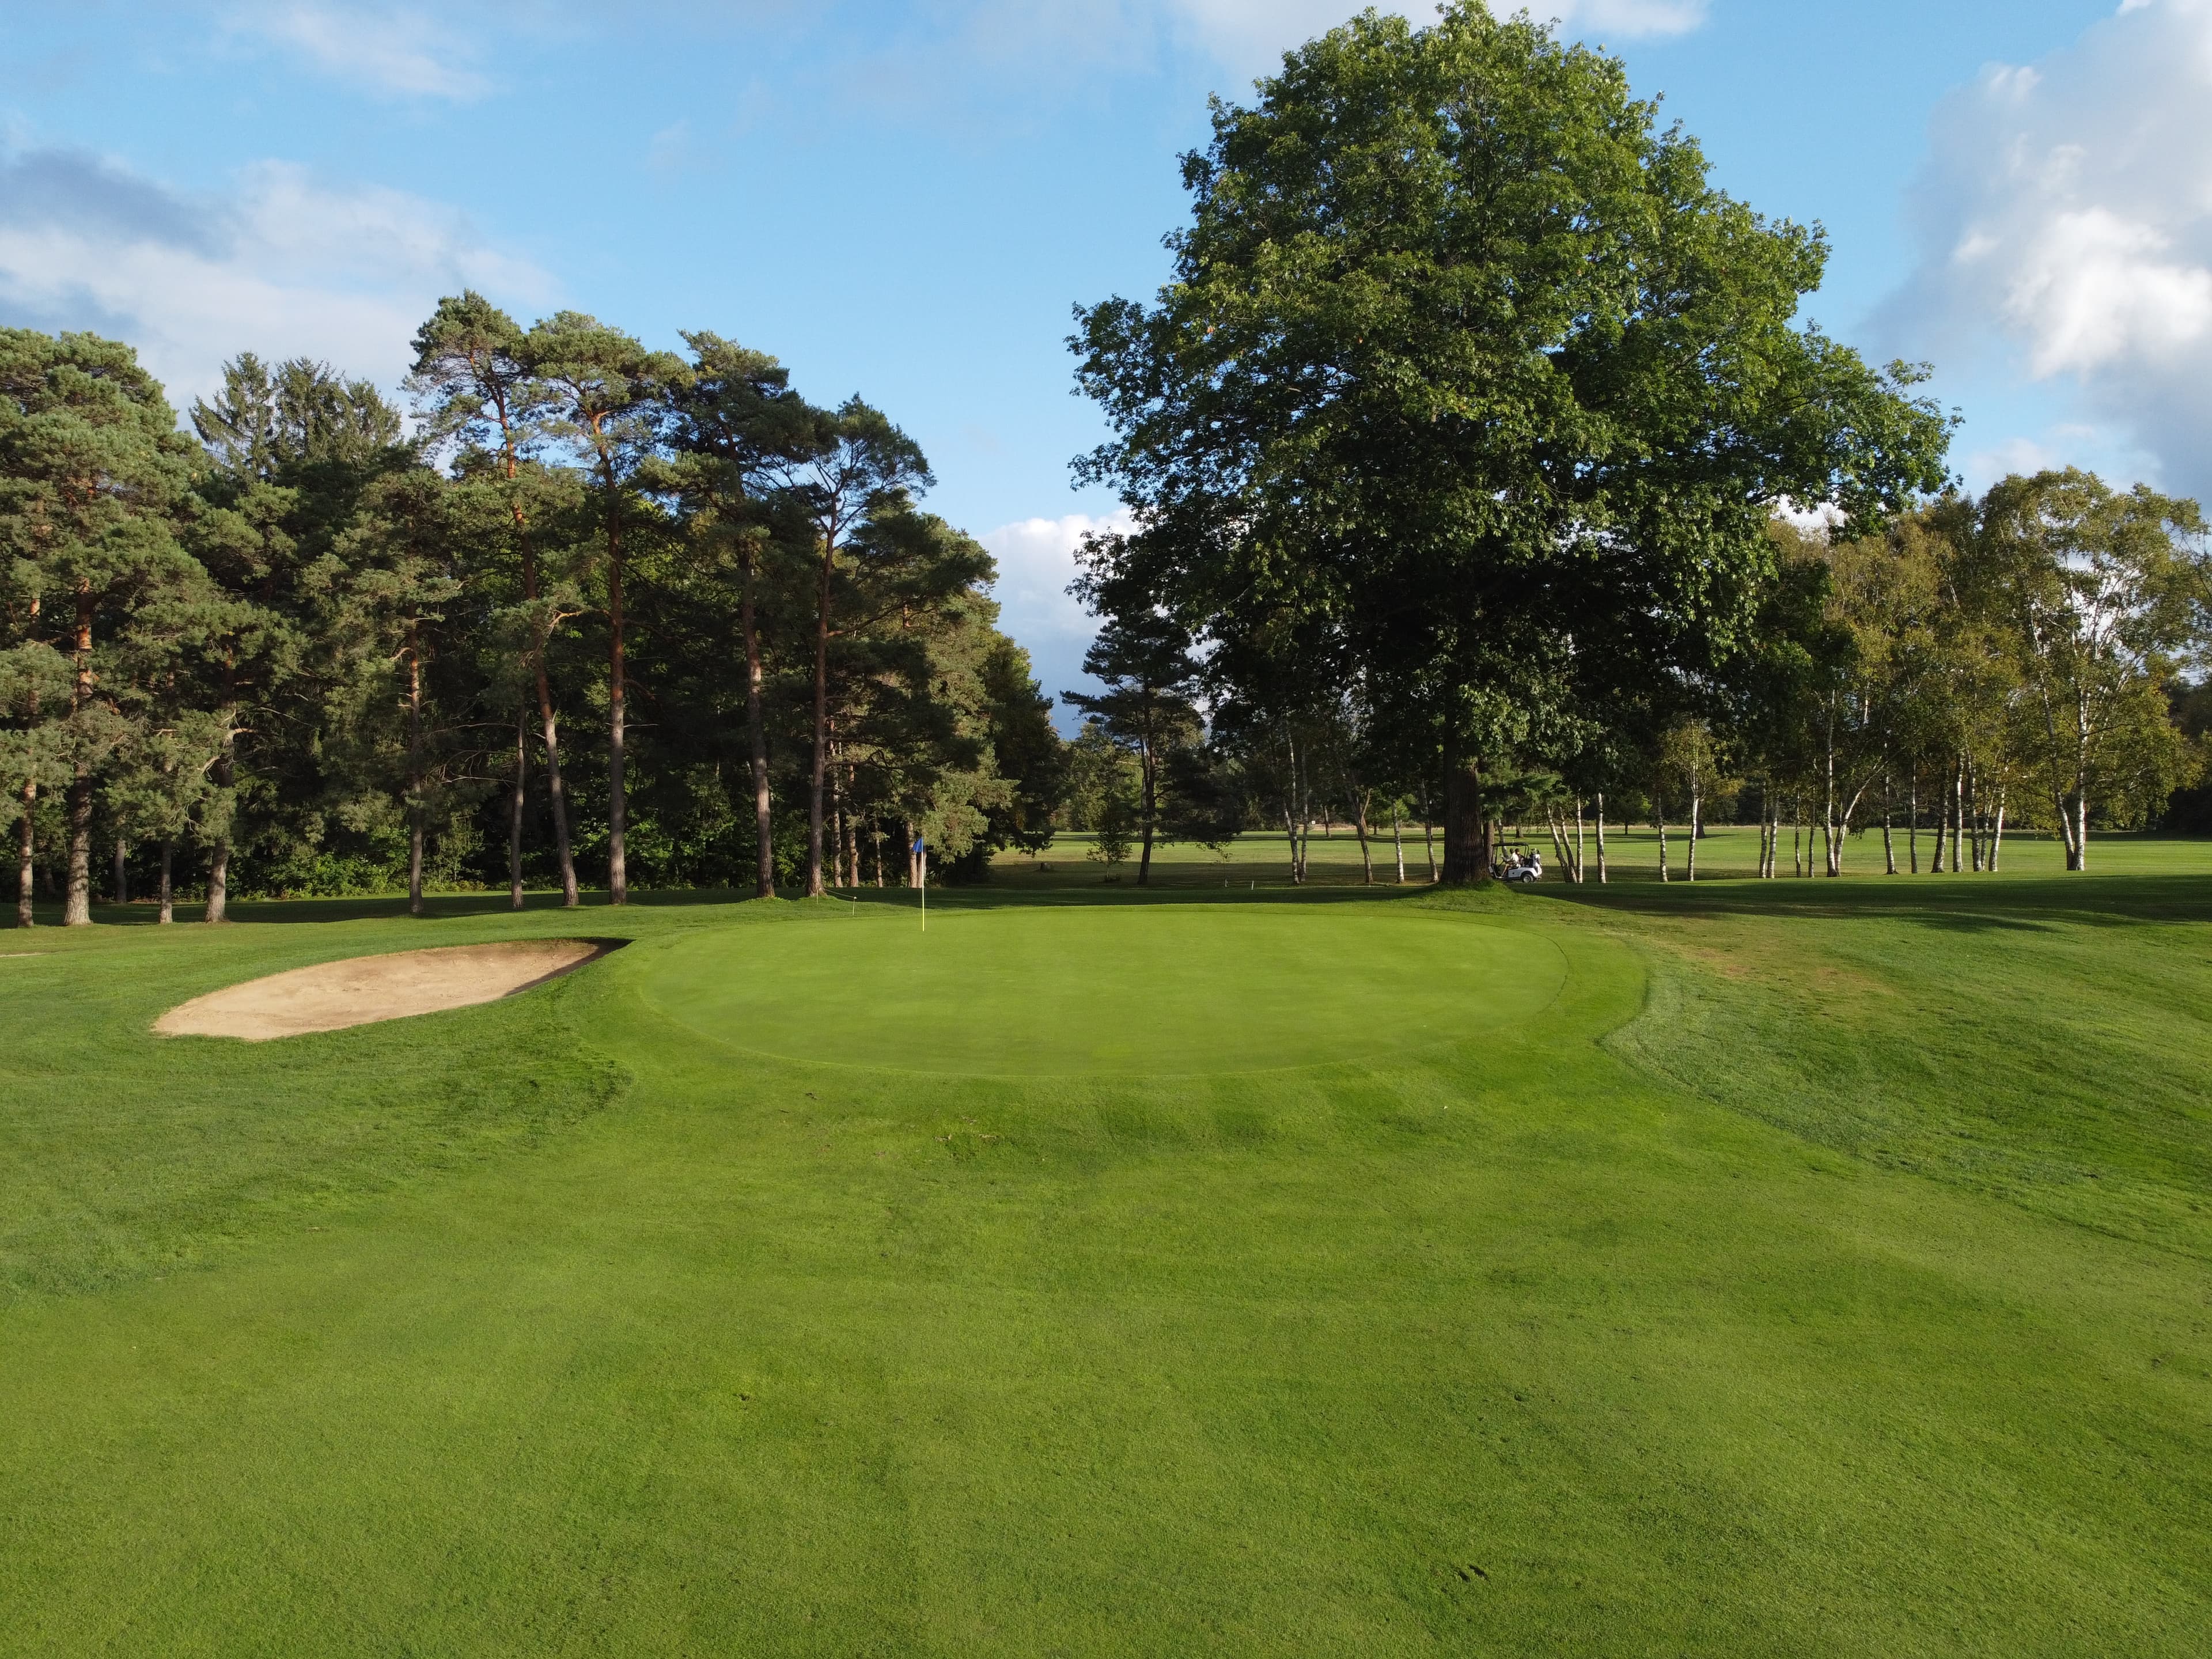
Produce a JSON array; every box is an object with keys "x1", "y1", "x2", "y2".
[
  {"x1": 1955, "y1": 422, "x2": 2161, "y2": 498},
  {"x1": 1885, "y1": 0, "x2": 2212, "y2": 497},
  {"x1": 232, "y1": 3, "x2": 493, "y2": 100},
  {"x1": 982, "y1": 510, "x2": 1127, "y2": 643},
  {"x1": 980, "y1": 511, "x2": 1130, "y2": 711},
  {"x1": 0, "y1": 148, "x2": 555, "y2": 408}
]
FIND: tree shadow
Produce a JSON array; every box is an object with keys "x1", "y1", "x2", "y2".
[
  {"x1": 1532, "y1": 873, "x2": 2212, "y2": 931},
  {"x1": 24, "y1": 860, "x2": 2212, "y2": 933}
]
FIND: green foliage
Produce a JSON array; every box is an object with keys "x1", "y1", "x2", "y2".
[
  {"x1": 1071, "y1": 4, "x2": 1952, "y2": 876},
  {"x1": 2, "y1": 307, "x2": 1065, "y2": 918}
]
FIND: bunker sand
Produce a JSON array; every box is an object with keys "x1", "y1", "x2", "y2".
[{"x1": 156, "y1": 940, "x2": 609, "y2": 1040}]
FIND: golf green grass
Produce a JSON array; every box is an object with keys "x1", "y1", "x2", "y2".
[
  {"x1": 2, "y1": 851, "x2": 2209, "y2": 1654},
  {"x1": 647, "y1": 904, "x2": 1566, "y2": 1074}
]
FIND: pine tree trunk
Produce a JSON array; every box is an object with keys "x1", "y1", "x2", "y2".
[
  {"x1": 828, "y1": 730, "x2": 845, "y2": 891},
  {"x1": 606, "y1": 503, "x2": 628, "y2": 906},
  {"x1": 808, "y1": 535, "x2": 839, "y2": 899},
  {"x1": 539, "y1": 688, "x2": 577, "y2": 908},
  {"x1": 502, "y1": 398, "x2": 574, "y2": 906},
  {"x1": 843, "y1": 765, "x2": 858, "y2": 891},
  {"x1": 158, "y1": 839, "x2": 173, "y2": 925},
  {"x1": 64, "y1": 770, "x2": 93, "y2": 927},
  {"x1": 15, "y1": 605, "x2": 36, "y2": 927},
  {"x1": 509, "y1": 710, "x2": 527, "y2": 911},
  {"x1": 741, "y1": 550, "x2": 774, "y2": 899},
  {"x1": 204, "y1": 722, "x2": 234, "y2": 924},
  {"x1": 204, "y1": 837, "x2": 229, "y2": 923},
  {"x1": 63, "y1": 592, "x2": 95, "y2": 927},
  {"x1": 16, "y1": 778, "x2": 35, "y2": 928},
  {"x1": 407, "y1": 627, "x2": 425, "y2": 918},
  {"x1": 1138, "y1": 737, "x2": 1157, "y2": 887}
]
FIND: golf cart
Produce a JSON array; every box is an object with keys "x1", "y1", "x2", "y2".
[{"x1": 1491, "y1": 839, "x2": 1543, "y2": 884}]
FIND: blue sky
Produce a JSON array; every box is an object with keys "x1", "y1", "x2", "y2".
[{"x1": 5, "y1": 1, "x2": 2205, "y2": 704}]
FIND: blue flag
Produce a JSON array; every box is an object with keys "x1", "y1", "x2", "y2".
[{"x1": 912, "y1": 836, "x2": 925, "y2": 854}]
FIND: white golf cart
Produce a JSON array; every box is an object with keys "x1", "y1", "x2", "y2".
[{"x1": 1491, "y1": 839, "x2": 1544, "y2": 884}]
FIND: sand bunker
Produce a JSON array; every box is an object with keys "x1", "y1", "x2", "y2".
[{"x1": 156, "y1": 939, "x2": 609, "y2": 1041}]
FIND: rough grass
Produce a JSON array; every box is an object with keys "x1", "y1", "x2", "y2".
[{"x1": 1, "y1": 842, "x2": 2208, "y2": 1654}]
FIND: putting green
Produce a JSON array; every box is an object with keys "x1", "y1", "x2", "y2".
[{"x1": 641, "y1": 903, "x2": 1568, "y2": 1074}]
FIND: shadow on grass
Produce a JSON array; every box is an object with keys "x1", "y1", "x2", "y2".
[
  {"x1": 1534, "y1": 871, "x2": 2212, "y2": 930},
  {"x1": 19, "y1": 857, "x2": 2212, "y2": 932},
  {"x1": 8, "y1": 876, "x2": 1443, "y2": 929}
]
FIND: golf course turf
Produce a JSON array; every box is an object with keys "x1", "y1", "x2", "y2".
[{"x1": 2, "y1": 833, "x2": 2208, "y2": 1654}]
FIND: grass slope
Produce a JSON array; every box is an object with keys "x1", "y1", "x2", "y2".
[{"x1": 1, "y1": 849, "x2": 2209, "y2": 1655}]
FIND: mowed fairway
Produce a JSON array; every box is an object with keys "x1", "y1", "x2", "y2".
[{"x1": 2, "y1": 862, "x2": 2209, "y2": 1655}]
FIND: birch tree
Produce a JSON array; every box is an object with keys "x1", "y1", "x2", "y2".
[{"x1": 1974, "y1": 471, "x2": 2207, "y2": 870}]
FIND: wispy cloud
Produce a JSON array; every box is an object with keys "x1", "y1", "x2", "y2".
[
  {"x1": 1881, "y1": 0, "x2": 2212, "y2": 497},
  {"x1": 0, "y1": 146, "x2": 554, "y2": 406},
  {"x1": 234, "y1": 3, "x2": 493, "y2": 100}
]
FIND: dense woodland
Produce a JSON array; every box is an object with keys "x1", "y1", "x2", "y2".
[
  {"x1": 1, "y1": 305, "x2": 1065, "y2": 925},
  {"x1": 8, "y1": 6, "x2": 2212, "y2": 926}
]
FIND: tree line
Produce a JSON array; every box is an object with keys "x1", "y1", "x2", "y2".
[
  {"x1": 1052, "y1": 4, "x2": 2211, "y2": 885},
  {"x1": 13, "y1": 7, "x2": 2210, "y2": 916},
  {"x1": 2, "y1": 301, "x2": 1065, "y2": 926}
]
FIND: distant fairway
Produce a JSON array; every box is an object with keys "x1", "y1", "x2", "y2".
[
  {"x1": 646, "y1": 904, "x2": 1567, "y2": 1074},
  {"x1": 3, "y1": 854, "x2": 2210, "y2": 1655}
]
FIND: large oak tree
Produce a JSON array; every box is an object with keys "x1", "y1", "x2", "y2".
[{"x1": 1071, "y1": 4, "x2": 1950, "y2": 879}]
